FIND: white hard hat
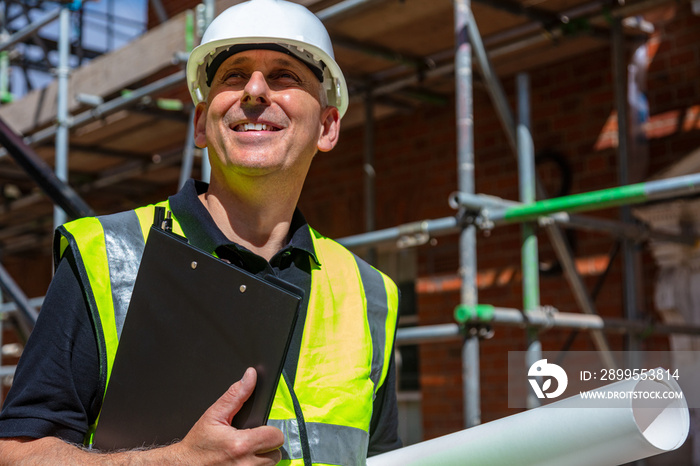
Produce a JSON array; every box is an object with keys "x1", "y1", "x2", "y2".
[{"x1": 186, "y1": 0, "x2": 349, "y2": 118}]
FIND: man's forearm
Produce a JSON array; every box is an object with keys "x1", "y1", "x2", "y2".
[
  {"x1": 0, "y1": 437, "x2": 184, "y2": 465},
  {"x1": 0, "y1": 369, "x2": 283, "y2": 465}
]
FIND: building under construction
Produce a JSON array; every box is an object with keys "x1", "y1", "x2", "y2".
[{"x1": 0, "y1": 0, "x2": 699, "y2": 463}]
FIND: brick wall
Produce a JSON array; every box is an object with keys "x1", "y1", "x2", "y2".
[{"x1": 299, "y1": 3, "x2": 700, "y2": 440}]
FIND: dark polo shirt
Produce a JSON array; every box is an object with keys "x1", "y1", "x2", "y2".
[{"x1": 0, "y1": 179, "x2": 400, "y2": 456}]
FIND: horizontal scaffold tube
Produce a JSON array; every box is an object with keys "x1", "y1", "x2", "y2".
[
  {"x1": 454, "y1": 304, "x2": 700, "y2": 336},
  {"x1": 0, "y1": 297, "x2": 44, "y2": 315},
  {"x1": 450, "y1": 192, "x2": 696, "y2": 245},
  {"x1": 0, "y1": 366, "x2": 17, "y2": 378},
  {"x1": 338, "y1": 216, "x2": 459, "y2": 249},
  {"x1": 395, "y1": 324, "x2": 461, "y2": 346},
  {"x1": 393, "y1": 305, "x2": 700, "y2": 346},
  {"x1": 453, "y1": 172, "x2": 700, "y2": 224}
]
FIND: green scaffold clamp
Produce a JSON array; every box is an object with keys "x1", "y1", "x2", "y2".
[
  {"x1": 454, "y1": 304, "x2": 495, "y2": 323},
  {"x1": 454, "y1": 304, "x2": 495, "y2": 339}
]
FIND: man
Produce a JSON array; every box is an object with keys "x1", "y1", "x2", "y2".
[{"x1": 0, "y1": 0, "x2": 401, "y2": 464}]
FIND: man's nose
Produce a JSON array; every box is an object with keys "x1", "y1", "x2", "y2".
[{"x1": 242, "y1": 71, "x2": 270, "y2": 106}]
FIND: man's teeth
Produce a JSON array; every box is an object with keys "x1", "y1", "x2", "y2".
[{"x1": 235, "y1": 123, "x2": 278, "y2": 132}]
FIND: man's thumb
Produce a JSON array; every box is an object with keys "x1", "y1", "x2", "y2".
[{"x1": 206, "y1": 367, "x2": 257, "y2": 425}]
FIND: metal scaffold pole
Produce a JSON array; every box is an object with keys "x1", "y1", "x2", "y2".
[
  {"x1": 364, "y1": 87, "x2": 377, "y2": 264},
  {"x1": 204, "y1": 0, "x2": 215, "y2": 26},
  {"x1": 612, "y1": 17, "x2": 643, "y2": 369},
  {"x1": 54, "y1": 5, "x2": 71, "y2": 228},
  {"x1": 198, "y1": 0, "x2": 216, "y2": 184},
  {"x1": 452, "y1": 305, "x2": 700, "y2": 336},
  {"x1": 179, "y1": 11, "x2": 197, "y2": 189},
  {"x1": 0, "y1": 49, "x2": 10, "y2": 103},
  {"x1": 364, "y1": 88, "x2": 376, "y2": 235},
  {"x1": 454, "y1": 0, "x2": 480, "y2": 428},
  {"x1": 0, "y1": 262, "x2": 39, "y2": 335},
  {"x1": 179, "y1": 109, "x2": 197, "y2": 190},
  {"x1": 463, "y1": 5, "x2": 617, "y2": 370},
  {"x1": 517, "y1": 73, "x2": 542, "y2": 409}
]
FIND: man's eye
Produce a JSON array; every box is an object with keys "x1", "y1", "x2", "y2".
[
  {"x1": 222, "y1": 71, "x2": 246, "y2": 81},
  {"x1": 275, "y1": 71, "x2": 300, "y2": 81}
]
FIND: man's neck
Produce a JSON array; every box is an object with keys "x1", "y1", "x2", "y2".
[{"x1": 199, "y1": 178, "x2": 298, "y2": 261}]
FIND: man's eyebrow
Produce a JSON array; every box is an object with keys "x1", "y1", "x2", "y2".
[
  {"x1": 271, "y1": 57, "x2": 302, "y2": 68},
  {"x1": 224, "y1": 55, "x2": 303, "y2": 70}
]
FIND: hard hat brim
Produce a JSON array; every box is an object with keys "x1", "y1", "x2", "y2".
[{"x1": 187, "y1": 37, "x2": 349, "y2": 118}]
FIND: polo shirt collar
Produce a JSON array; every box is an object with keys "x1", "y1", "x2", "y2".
[{"x1": 168, "y1": 179, "x2": 319, "y2": 265}]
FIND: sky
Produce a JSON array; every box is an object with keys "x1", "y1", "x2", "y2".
[{"x1": 79, "y1": 0, "x2": 148, "y2": 53}]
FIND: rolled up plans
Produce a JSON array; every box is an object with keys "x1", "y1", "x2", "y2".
[{"x1": 368, "y1": 372, "x2": 688, "y2": 466}]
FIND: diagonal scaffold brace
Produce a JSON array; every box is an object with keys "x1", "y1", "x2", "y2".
[{"x1": 0, "y1": 116, "x2": 94, "y2": 220}]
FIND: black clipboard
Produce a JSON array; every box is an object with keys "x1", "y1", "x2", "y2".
[{"x1": 92, "y1": 226, "x2": 302, "y2": 451}]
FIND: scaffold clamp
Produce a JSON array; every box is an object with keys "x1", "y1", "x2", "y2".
[
  {"x1": 454, "y1": 304, "x2": 495, "y2": 339},
  {"x1": 449, "y1": 191, "x2": 496, "y2": 232},
  {"x1": 454, "y1": 304, "x2": 495, "y2": 322},
  {"x1": 529, "y1": 305, "x2": 557, "y2": 330}
]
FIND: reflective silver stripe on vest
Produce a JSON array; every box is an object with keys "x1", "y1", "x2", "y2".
[
  {"x1": 268, "y1": 419, "x2": 368, "y2": 466},
  {"x1": 354, "y1": 257, "x2": 390, "y2": 393},
  {"x1": 98, "y1": 210, "x2": 146, "y2": 338}
]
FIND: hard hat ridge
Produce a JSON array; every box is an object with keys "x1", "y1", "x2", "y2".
[{"x1": 186, "y1": 0, "x2": 349, "y2": 117}]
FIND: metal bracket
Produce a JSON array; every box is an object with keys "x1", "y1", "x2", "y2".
[
  {"x1": 531, "y1": 305, "x2": 558, "y2": 330},
  {"x1": 474, "y1": 208, "x2": 494, "y2": 231},
  {"x1": 449, "y1": 191, "x2": 498, "y2": 232},
  {"x1": 75, "y1": 93, "x2": 104, "y2": 107},
  {"x1": 173, "y1": 51, "x2": 191, "y2": 65},
  {"x1": 463, "y1": 324, "x2": 494, "y2": 340}
]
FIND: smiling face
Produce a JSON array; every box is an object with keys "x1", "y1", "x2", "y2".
[{"x1": 194, "y1": 49, "x2": 340, "y2": 185}]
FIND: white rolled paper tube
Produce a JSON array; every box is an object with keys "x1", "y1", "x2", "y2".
[{"x1": 368, "y1": 373, "x2": 689, "y2": 466}]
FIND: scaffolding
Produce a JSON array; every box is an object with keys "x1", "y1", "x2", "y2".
[{"x1": 0, "y1": 0, "x2": 698, "y2": 453}]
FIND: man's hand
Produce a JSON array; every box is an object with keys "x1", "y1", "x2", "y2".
[
  {"x1": 0, "y1": 367, "x2": 284, "y2": 465},
  {"x1": 171, "y1": 367, "x2": 285, "y2": 464}
]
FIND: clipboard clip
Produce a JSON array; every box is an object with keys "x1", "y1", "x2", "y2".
[{"x1": 153, "y1": 206, "x2": 173, "y2": 232}]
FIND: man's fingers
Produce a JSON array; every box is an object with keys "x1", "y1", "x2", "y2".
[
  {"x1": 255, "y1": 448, "x2": 283, "y2": 465},
  {"x1": 252, "y1": 426, "x2": 286, "y2": 454},
  {"x1": 181, "y1": 367, "x2": 285, "y2": 463},
  {"x1": 205, "y1": 367, "x2": 257, "y2": 424},
  {"x1": 237, "y1": 426, "x2": 286, "y2": 457}
]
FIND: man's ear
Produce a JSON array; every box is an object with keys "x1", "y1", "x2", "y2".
[
  {"x1": 317, "y1": 106, "x2": 340, "y2": 153},
  {"x1": 193, "y1": 102, "x2": 208, "y2": 149}
]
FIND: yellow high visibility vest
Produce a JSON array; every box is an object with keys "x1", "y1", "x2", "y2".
[{"x1": 55, "y1": 201, "x2": 399, "y2": 466}]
